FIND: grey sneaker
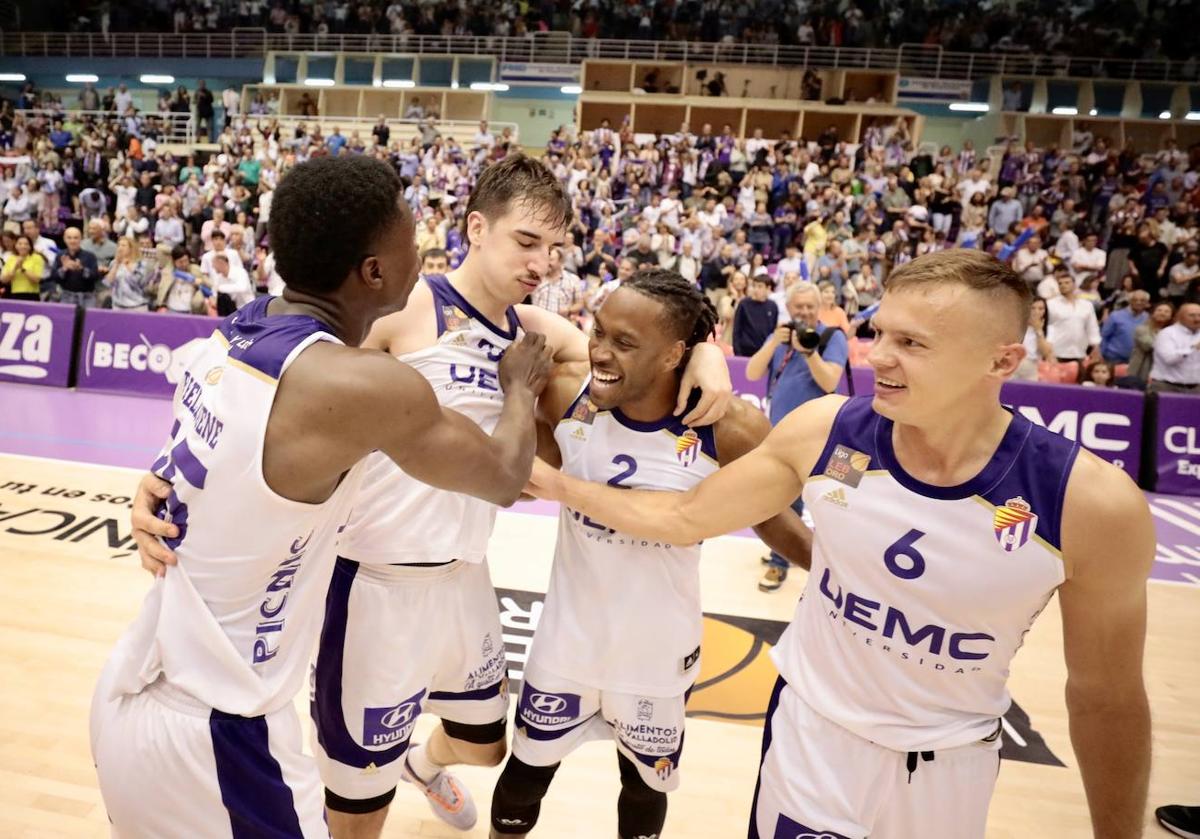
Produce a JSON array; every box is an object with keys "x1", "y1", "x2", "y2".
[
  {"x1": 400, "y1": 752, "x2": 477, "y2": 831},
  {"x1": 758, "y1": 566, "x2": 786, "y2": 592}
]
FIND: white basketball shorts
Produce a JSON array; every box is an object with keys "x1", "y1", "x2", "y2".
[
  {"x1": 90, "y1": 664, "x2": 327, "y2": 838},
  {"x1": 311, "y1": 557, "x2": 510, "y2": 802},
  {"x1": 511, "y1": 658, "x2": 689, "y2": 793},
  {"x1": 749, "y1": 677, "x2": 1002, "y2": 839}
]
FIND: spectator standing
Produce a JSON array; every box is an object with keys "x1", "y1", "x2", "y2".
[
  {"x1": 1148, "y1": 302, "x2": 1200, "y2": 394},
  {"x1": 731, "y1": 274, "x2": 778, "y2": 357},
  {"x1": 50, "y1": 226, "x2": 100, "y2": 307},
  {"x1": 153, "y1": 204, "x2": 186, "y2": 248},
  {"x1": 531, "y1": 247, "x2": 584, "y2": 326},
  {"x1": 106, "y1": 237, "x2": 154, "y2": 311},
  {"x1": 1069, "y1": 232, "x2": 1107, "y2": 288},
  {"x1": 1047, "y1": 270, "x2": 1101, "y2": 365},
  {"x1": 1016, "y1": 297, "x2": 1055, "y2": 380},
  {"x1": 209, "y1": 252, "x2": 254, "y2": 316},
  {"x1": 81, "y1": 219, "x2": 117, "y2": 276},
  {"x1": 1100, "y1": 290, "x2": 1151, "y2": 364},
  {"x1": 155, "y1": 244, "x2": 209, "y2": 314},
  {"x1": 1128, "y1": 224, "x2": 1170, "y2": 301},
  {"x1": 743, "y1": 283, "x2": 847, "y2": 591},
  {"x1": 221, "y1": 85, "x2": 241, "y2": 130},
  {"x1": 0, "y1": 235, "x2": 46, "y2": 300},
  {"x1": 1164, "y1": 247, "x2": 1199, "y2": 306},
  {"x1": 195, "y1": 80, "x2": 215, "y2": 141},
  {"x1": 1128, "y1": 302, "x2": 1176, "y2": 386}
]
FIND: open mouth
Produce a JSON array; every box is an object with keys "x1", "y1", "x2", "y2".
[
  {"x1": 876, "y1": 376, "x2": 906, "y2": 391},
  {"x1": 591, "y1": 369, "x2": 622, "y2": 388}
]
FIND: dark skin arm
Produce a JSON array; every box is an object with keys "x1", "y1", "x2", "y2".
[
  {"x1": 131, "y1": 333, "x2": 552, "y2": 574},
  {"x1": 714, "y1": 398, "x2": 812, "y2": 569}
]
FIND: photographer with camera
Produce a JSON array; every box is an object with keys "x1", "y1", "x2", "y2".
[{"x1": 744, "y1": 283, "x2": 848, "y2": 591}]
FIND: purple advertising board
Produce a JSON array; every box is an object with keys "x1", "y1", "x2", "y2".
[
  {"x1": 728, "y1": 355, "x2": 768, "y2": 412},
  {"x1": 1155, "y1": 393, "x2": 1200, "y2": 497},
  {"x1": 0, "y1": 299, "x2": 78, "y2": 388},
  {"x1": 76, "y1": 308, "x2": 218, "y2": 398},
  {"x1": 835, "y1": 367, "x2": 1146, "y2": 480}
]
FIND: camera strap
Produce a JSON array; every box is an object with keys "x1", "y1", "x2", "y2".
[{"x1": 767, "y1": 328, "x2": 855, "y2": 399}]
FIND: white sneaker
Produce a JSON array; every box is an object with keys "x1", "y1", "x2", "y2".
[{"x1": 400, "y1": 752, "x2": 478, "y2": 831}]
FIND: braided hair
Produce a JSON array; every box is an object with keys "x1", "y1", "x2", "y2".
[{"x1": 623, "y1": 268, "x2": 719, "y2": 359}]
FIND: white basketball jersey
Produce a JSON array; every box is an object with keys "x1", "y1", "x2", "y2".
[
  {"x1": 535, "y1": 382, "x2": 720, "y2": 696},
  {"x1": 338, "y1": 274, "x2": 520, "y2": 566},
  {"x1": 102, "y1": 296, "x2": 365, "y2": 717},
  {"x1": 774, "y1": 397, "x2": 1079, "y2": 751}
]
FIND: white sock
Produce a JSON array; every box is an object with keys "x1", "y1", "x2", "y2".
[{"x1": 406, "y1": 742, "x2": 442, "y2": 784}]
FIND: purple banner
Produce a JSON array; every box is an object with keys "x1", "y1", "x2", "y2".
[
  {"x1": 0, "y1": 299, "x2": 77, "y2": 388},
  {"x1": 839, "y1": 367, "x2": 1144, "y2": 479},
  {"x1": 1155, "y1": 394, "x2": 1200, "y2": 497},
  {"x1": 76, "y1": 308, "x2": 217, "y2": 398},
  {"x1": 728, "y1": 354, "x2": 768, "y2": 413}
]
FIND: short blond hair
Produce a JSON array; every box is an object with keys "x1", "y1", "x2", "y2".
[{"x1": 885, "y1": 249, "x2": 1031, "y2": 340}]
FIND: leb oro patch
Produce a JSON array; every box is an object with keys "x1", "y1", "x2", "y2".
[{"x1": 823, "y1": 444, "x2": 871, "y2": 488}]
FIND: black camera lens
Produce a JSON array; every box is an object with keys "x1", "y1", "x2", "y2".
[{"x1": 797, "y1": 327, "x2": 821, "y2": 350}]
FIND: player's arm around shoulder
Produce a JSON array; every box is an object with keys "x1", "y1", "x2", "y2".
[
  {"x1": 529, "y1": 393, "x2": 844, "y2": 546},
  {"x1": 1058, "y1": 450, "x2": 1153, "y2": 839},
  {"x1": 713, "y1": 398, "x2": 814, "y2": 568},
  {"x1": 316, "y1": 336, "x2": 549, "y2": 507}
]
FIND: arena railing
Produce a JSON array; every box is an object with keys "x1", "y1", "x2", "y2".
[
  {"x1": 14, "y1": 107, "x2": 196, "y2": 144},
  {"x1": 9, "y1": 108, "x2": 518, "y2": 149},
  {"x1": 2, "y1": 31, "x2": 1196, "y2": 83}
]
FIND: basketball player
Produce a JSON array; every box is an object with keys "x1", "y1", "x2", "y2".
[
  {"x1": 90, "y1": 155, "x2": 554, "y2": 838},
  {"x1": 527, "y1": 250, "x2": 1154, "y2": 839},
  {"x1": 489, "y1": 269, "x2": 812, "y2": 839},
  {"x1": 311, "y1": 157, "x2": 731, "y2": 839},
  {"x1": 130, "y1": 155, "x2": 733, "y2": 839}
]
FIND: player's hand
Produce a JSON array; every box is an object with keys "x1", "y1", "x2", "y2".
[
  {"x1": 676, "y1": 341, "x2": 732, "y2": 426},
  {"x1": 498, "y1": 331, "x2": 554, "y2": 397},
  {"x1": 524, "y1": 457, "x2": 564, "y2": 501},
  {"x1": 132, "y1": 472, "x2": 178, "y2": 577}
]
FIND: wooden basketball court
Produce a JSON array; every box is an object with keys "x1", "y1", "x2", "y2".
[{"x1": 0, "y1": 451, "x2": 1196, "y2": 838}]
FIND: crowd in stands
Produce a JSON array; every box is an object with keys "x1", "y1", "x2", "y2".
[
  {"x1": 47, "y1": 0, "x2": 1196, "y2": 65},
  {"x1": 1, "y1": 77, "x2": 1198, "y2": 392}
]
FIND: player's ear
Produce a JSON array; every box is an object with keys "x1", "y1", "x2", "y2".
[
  {"x1": 992, "y1": 341, "x2": 1025, "y2": 379},
  {"x1": 466, "y1": 211, "x2": 488, "y2": 247},
  {"x1": 664, "y1": 340, "x2": 686, "y2": 372},
  {"x1": 359, "y1": 255, "x2": 384, "y2": 291}
]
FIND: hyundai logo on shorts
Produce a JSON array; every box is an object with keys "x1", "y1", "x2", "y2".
[
  {"x1": 518, "y1": 686, "x2": 581, "y2": 727},
  {"x1": 380, "y1": 702, "x2": 418, "y2": 729},
  {"x1": 530, "y1": 693, "x2": 568, "y2": 714},
  {"x1": 774, "y1": 815, "x2": 850, "y2": 839},
  {"x1": 362, "y1": 689, "x2": 426, "y2": 747}
]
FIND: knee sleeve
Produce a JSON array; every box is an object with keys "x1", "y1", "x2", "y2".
[
  {"x1": 617, "y1": 752, "x2": 668, "y2": 839},
  {"x1": 490, "y1": 756, "x2": 560, "y2": 835},
  {"x1": 325, "y1": 785, "x2": 395, "y2": 815},
  {"x1": 442, "y1": 716, "x2": 507, "y2": 746}
]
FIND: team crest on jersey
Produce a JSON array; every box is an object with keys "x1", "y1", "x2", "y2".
[
  {"x1": 654, "y1": 757, "x2": 673, "y2": 780},
  {"x1": 994, "y1": 497, "x2": 1038, "y2": 553},
  {"x1": 823, "y1": 444, "x2": 870, "y2": 488},
  {"x1": 204, "y1": 366, "x2": 224, "y2": 385},
  {"x1": 570, "y1": 397, "x2": 598, "y2": 425},
  {"x1": 442, "y1": 305, "x2": 470, "y2": 332},
  {"x1": 675, "y1": 429, "x2": 701, "y2": 466}
]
